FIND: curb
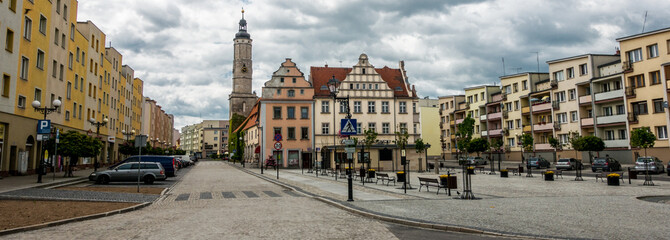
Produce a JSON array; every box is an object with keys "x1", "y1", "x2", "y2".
[
  {"x1": 228, "y1": 163, "x2": 546, "y2": 240},
  {"x1": 33, "y1": 177, "x2": 89, "y2": 189},
  {"x1": 0, "y1": 201, "x2": 151, "y2": 237}
]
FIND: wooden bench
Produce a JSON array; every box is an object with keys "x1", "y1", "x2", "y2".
[
  {"x1": 595, "y1": 171, "x2": 625, "y2": 183},
  {"x1": 507, "y1": 168, "x2": 519, "y2": 176},
  {"x1": 475, "y1": 166, "x2": 485, "y2": 173},
  {"x1": 542, "y1": 169, "x2": 563, "y2": 179},
  {"x1": 376, "y1": 173, "x2": 396, "y2": 186},
  {"x1": 418, "y1": 177, "x2": 447, "y2": 195}
]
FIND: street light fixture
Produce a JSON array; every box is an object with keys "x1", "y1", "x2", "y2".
[
  {"x1": 89, "y1": 117, "x2": 109, "y2": 172},
  {"x1": 32, "y1": 99, "x2": 61, "y2": 183},
  {"x1": 327, "y1": 75, "x2": 353, "y2": 202}
]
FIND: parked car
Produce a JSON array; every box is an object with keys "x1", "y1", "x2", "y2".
[
  {"x1": 117, "y1": 155, "x2": 178, "y2": 177},
  {"x1": 634, "y1": 156, "x2": 665, "y2": 174},
  {"x1": 556, "y1": 158, "x2": 582, "y2": 170},
  {"x1": 466, "y1": 157, "x2": 487, "y2": 165},
  {"x1": 89, "y1": 162, "x2": 166, "y2": 184},
  {"x1": 667, "y1": 161, "x2": 670, "y2": 176},
  {"x1": 591, "y1": 157, "x2": 621, "y2": 172},
  {"x1": 527, "y1": 157, "x2": 551, "y2": 169}
]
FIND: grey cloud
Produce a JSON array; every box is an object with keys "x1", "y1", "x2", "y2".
[{"x1": 135, "y1": 3, "x2": 183, "y2": 32}]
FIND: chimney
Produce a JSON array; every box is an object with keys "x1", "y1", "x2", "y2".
[{"x1": 615, "y1": 47, "x2": 620, "y2": 55}]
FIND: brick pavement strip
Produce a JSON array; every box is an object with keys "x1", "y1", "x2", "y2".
[
  {"x1": 5, "y1": 161, "x2": 400, "y2": 239},
  {"x1": 0, "y1": 188, "x2": 159, "y2": 203}
]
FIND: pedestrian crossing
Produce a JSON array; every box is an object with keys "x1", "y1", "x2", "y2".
[{"x1": 170, "y1": 189, "x2": 302, "y2": 201}]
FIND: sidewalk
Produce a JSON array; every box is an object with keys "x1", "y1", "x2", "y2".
[
  {"x1": 0, "y1": 168, "x2": 95, "y2": 194},
  {"x1": 240, "y1": 163, "x2": 670, "y2": 239}
]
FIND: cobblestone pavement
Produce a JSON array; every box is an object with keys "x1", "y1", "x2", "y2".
[{"x1": 5, "y1": 161, "x2": 413, "y2": 239}]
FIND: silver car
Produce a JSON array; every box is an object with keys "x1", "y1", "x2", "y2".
[
  {"x1": 466, "y1": 157, "x2": 487, "y2": 165},
  {"x1": 556, "y1": 158, "x2": 582, "y2": 170},
  {"x1": 89, "y1": 162, "x2": 167, "y2": 184},
  {"x1": 634, "y1": 156, "x2": 665, "y2": 174}
]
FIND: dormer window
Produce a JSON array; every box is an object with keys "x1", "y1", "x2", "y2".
[
  {"x1": 280, "y1": 77, "x2": 284, "y2": 83},
  {"x1": 362, "y1": 68, "x2": 366, "y2": 74}
]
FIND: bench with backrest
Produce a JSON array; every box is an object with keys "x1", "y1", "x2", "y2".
[
  {"x1": 507, "y1": 167, "x2": 519, "y2": 175},
  {"x1": 595, "y1": 171, "x2": 625, "y2": 183},
  {"x1": 542, "y1": 169, "x2": 563, "y2": 179},
  {"x1": 418, "y1": 177, "x2": 447, "y2": 195},
  {"x1": 475, "y1": 166, "x2": 485, "y2": 173},
  {"x1": 376, "y1": 173, "x2": 396, "y2": 186}
]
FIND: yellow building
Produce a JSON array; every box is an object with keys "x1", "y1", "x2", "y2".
[
  {"x1": 464, "y1": 85, "x2": 499, "y2": 139},
  {"x1": 438, "y1": 95, "x2": 464, "y2": 159},
  {"x1": 418, "y1": 98, "x2": 440, "y2": 167},
  {"x1": 617, "y1": 27, "x2": 670, "y2": 163}
]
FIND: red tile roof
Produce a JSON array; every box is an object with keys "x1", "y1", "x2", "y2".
[
  {"x1": 235, "y1": 99, "x2": 261, "y2": 133},
  {"x1": 310, "y1": 66, "x2": 412, "y2": 97}
]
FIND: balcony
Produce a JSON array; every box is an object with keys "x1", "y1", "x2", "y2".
[
  {"x1": 491, "y1": 94, "x2": 504, "y2": 102},
  {"x1": 535, "y1": 143, "x2": 553, "y2": 151},
  {"x1": 627, "y1": 113, "x2": 638, "y2": 123},
  {"x1": 579, "y1": 95, "x2": 592, "y2": 106},
  {"x1": 481, "y1": 130, "x2": 488, "y2": 137},
  {"x1": 533, "y1": 122, "x2": 554, "y2": 132},
  {"x1": 625, "y1": 88, "x2": 636, "y2": 98},
  {"x1": 581, "y1": 118, "x2": 594, "y2": 127},
  {"x1": 594, "y1": 89, "x2": 624, "y2": 102},
  {"x1": 532, "y1": 102, "x2": 552, "y2": 113},
  {"x1": 622, "y1": 61, "x2": 633, "y2": 73},
  {"x1": 596, "y1": 114, "x2": 627, "y2": 125},
  {"x1": 522, "y1": 106, "x2": 530, "y2": 115},
  {"x1": 552, "y1": 101, "x2": 560, "y2": 110},
  {"x1": 488, "y1": 112, "x2": 502, "y2": 120},
  {"x1": 450, "y1": 120, "x2": 455, "y2": 125},
  {"x1": 503, "y1": 111, "x2": 509, "y2": 119},
  {"x1": 523, "y1": 125, "x2": 532, "y2": 132},
  {"x1": 603, "y1": 139, "x2": 629, "y2": 148},
  {"x1": 480, "y1": 115, "x2": 487, "y2": 121},
  {"x1": 489, "y1": 128, "x2": 503, "y2": 136},
  {"x1": 554, "y1": 122, "x2": 561, "y2": 130},
  {"x1": 455, "y1": 118, "x2": 464, "y2": 125}
]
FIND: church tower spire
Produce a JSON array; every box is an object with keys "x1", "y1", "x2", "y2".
[{"x1": 229, "y1": 8, "x2": 257, "y2": 119}]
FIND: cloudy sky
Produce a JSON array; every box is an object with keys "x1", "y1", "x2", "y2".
[{"x1": 76, "y1": 0, "x2": 670, "y2": 129}]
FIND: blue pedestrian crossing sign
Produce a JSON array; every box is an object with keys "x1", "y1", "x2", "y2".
[{"x1": 340, "y1": 119, "x2": 357, "y2": 135}]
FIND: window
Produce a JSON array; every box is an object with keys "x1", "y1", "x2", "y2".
[
  {"x1": 80, "y1": 78, "x2": 84, "y2": 92},
  {"x1": 357, "y1": 123, "x2": 362, "y2": 134},
  {"x1": 616, "y1": 105, "x2": 625, "y2": 115},
  {"x1": 627, "y1": 48, "x2": 642, "y2": 63},
  {"x1": 18, "y1": 95, "x2": 26, "y2": 108},
  {"x1": 300, "y1": 107, "x2": 308, "y2": 119},
  {"x1": 522, "y1": 80, "x2": 528, "y2": 90},
  {"x1": 280, "y1": 77, "x2": 284, "y2": 83},
  {"x1": 321, "y1": 123, "x2": 329, "y2": 134},
  {"x1": 68, "y1": 53, "x2": 73, "y2": 69},
  {"x1": 59, "y1": 64, "x2": 64, "y2": 80},
  {"x1": 300, "y1": 89, "x2": 304, "y2": 95},
  {"x1": 413, "y1": 102, "x2": 417, "y2": 113},
  {"x1": 287, "y1": 90, "x2": 295, "y2": 97},
  {"x1": 579, "y1": 64, "x2": 588, "y2": 75},
  {"x1": 292, "y1": 78, "x2": 296, "y2": 83},
  {"x1": 2, "y1": 74, "x2": 10, "y2": 97},
  {"x1": 556, "y1": 113, "x2": 567, "y2": 123},
  {"x1": 601, "y1": 82, "x2": 610, "y2": 92},
  {"x1": 513, "y1": 83, "x2": 518, "y2": 92},
  {"x1": 76, "y1": 48, "x2": 80, "y2": 62},
  {"x1": 54, "y1": 28, "x2": 60, "y2": 45},
  {"x1": 399, "y1": 123, "x2": 408, "y2": 133},
  {"x1": 78, "y1": 105, "x2": 82, "y2": 119},
  {"x1": 321, "y1": 101, "x2": 329, "y2": 113},
  {"x1": 5, "y1": 29, "x2": 14, "y2": 52},
  {"x1": 629, "y1": 75, "x2": 644, "y2": 88},
  {"x1": 36, "y1": 50, "x2": 45, "y2": 69},
  {"x1": 301, "y1": 127, "x2": 309, "y2": 139},
  {"x1": 39, "y1": 15, "x2": 47, "y2": 34},
  {"x1": 506, "y1": 120, "x2": 513, "y2": 129},
  {"x1": 553, "y1": 70, "x2": 565, "y2": 81},
  {"x1": 368, "y1": 123, "x2": 376, "y2": 133},
  {"x1": 63, "y1": 5, "x2": 68, "y2": 19},
  {"x1": 368, "y1": 101, "x2": 375, "y2": 113},
  {"x1": 382, "y1": 123, "x2": 390, "y2": 134},
  {"x1": 632, "y1": 101, "x2": 648, "y2": 115},
  {"x1": 23, "y1": 17, "x2": 32, "y2": 40},
  {"x1": 273, "y1": 106, "x2": 281, "y2": 119},
  {"x1": 603, "y1": 106, "x2": 613, "y2": 116},
  {"x1": 213, "y1": 137, "x2": 218, "y2": 141},
  {"x1": 287, "y1": 127, "x2": 295, "y2": 140},
  {"x1": 559, "y1": 134, "x2": 569, "y2": 144},
  {"x1": 70, "y1": 24, "x2": 75, "y2": 40},
  {"x1": 568, "y1": 89, "x2": 576, "y2": 100},
  {"x1": 555, "y1": 91, "x2": 566, "y2": 102},
  {"x1": 9, "y1": 0, "x2": 17, "y2": 12},
  {"x1": 507, "y1": 138, "x2": 515, "y2": 147},
  {"x1": 516, "y1": 119, "x2": 521, "y2": 128},
  {"x1": 399, "y1": 102, "x2": 407, "y2": 113},
  {"x1": 514, "y1": 101, "x2": 520, "y2": 110},
  {"x1": 570, "y1": 111, "x2": 578, "y2": 122},
  {"x1": 587, "y1": 109, "x2": 593, "y2": 118},
  {"x1": 653, "y1": 99, "x2": 664, "y2": 113},
  {"x1": 34, "y1": 88, "x2": 41, "y2": 102},
  {"x1": 650, "y1": 71, "x2": 661, "y2": 85},
  {"x1": 57, "y1": 0, "x2": 61, "y2": 13},
  {"x1": 505, "y1": 102, "x2": 512, "y2": 111},
  {"x1": 52, "y1": 60, "x2": 58, "y2": 77},
  {"x1": 647, "y1": 44, "x2": 658, "y2": 58},
  {"x1": 65, "y1": 111, "x2": 70, "y2": 120},
  {"x1": 61, "y1": 34, "x2": 65, "y2": 49},
  {"x1": 287, "y1": 107, "x2": 295, "y2": 119},
  {"x1": 381, "y1": 101, "x2": 389, "y2": 113},
  {"x1": 567, "y1": 67, "x2": 574, "y2": 79},
  {"x1": 353, "y1": 101, "x2": 361, "y2": 113},
  {"x1": 656, "y1": 126, "x2": 668, "y2": 139},
  {"x1": 339, "y1": 101, "x2": 347, "y2": 113},
  {"x1": 67, "y1": 82, "x2": 71, "y2": 99},
  {"x1": 618, "y1": 129, "x2": 627, "y2": 140},
  {"x1": 273, "y1": 127, "x2": 281, "y2": 137}
]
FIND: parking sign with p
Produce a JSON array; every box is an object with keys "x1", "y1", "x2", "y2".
[{"x1": 37, "y1": 120, "x2": 51, "y2": 134}]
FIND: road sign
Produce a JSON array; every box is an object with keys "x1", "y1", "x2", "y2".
[
  {"x1": 37, "y1": 134, "x2": 50, "y2": 141},
  {"x1": 55, "y1": 129, "x2": 60, "y2": 143},
  {"x1": 274, "y1": 142, "x2": 282, "y2": 150},
  {"x1": 274, "y1": 134, "x2": 283, "y2": 142},
  {"x1": 343, "y1": 139, "x2": 355, "y2": 145},
  {"x1": 345, "y1": 147, "x2": 356, "y2": 154},
  {"x1": 37, "y1": 120, "x2": 51, "y2": 134},
  {"x1": 340, "y1": 119, "x2": 357, "y2": 135}
]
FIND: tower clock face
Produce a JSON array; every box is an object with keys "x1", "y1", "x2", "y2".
[{"x1": 241, "y1": 67, "x2": 248, "y2": 73}]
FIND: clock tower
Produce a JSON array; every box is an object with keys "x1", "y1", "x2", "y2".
[{"x1": 229, "y1": 9, "x2": 257, "y2": 118}]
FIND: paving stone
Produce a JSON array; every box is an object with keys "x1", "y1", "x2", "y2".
[
  {"x1": 174, "y1": 193, "x2": 190, "y2": 201},
  {"x1": 242, "y1": 191, "x2": 259, "y2": 198},
  {"x1": 262, "y1": 191, "x2": 280, "y2": 197},
  {"x1": 222, "y1": 192, "x2": 236, "y2": 199},
  {"x1": 200, "y1": 192, "x2": 212, "y2": 199}
]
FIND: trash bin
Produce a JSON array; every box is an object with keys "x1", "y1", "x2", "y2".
[
  {"x1": 447, "y1": 176, "x2": 457, "y2": 189},
  {"x1": 629, "y1": 169, "x2": 637, "y2": 179},
  {"x1": 518, "y1": 166, "x2": 524, "y2": 173}
]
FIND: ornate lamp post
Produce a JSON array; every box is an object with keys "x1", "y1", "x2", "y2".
[
  {"x1": 89, "y1": 117, "x2": 108, "y2": 172},
  {"x1": 327, "y1": 75, "x2": 353, "y2": 202},
  {"x1": 32, "y1": 99, "x2": 61, "y2": 183}
]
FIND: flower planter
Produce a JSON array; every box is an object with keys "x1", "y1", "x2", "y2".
[
  {"x1": 439, "y1": 177, "x2": 448, "y2": 186},
  {"x1": 500, "y1": 171, "x2": 509, "y2": 178},
  {"x1": 467, "y1": 168, "x2": 475, "y2": 175},
  {"x1": 396, "y1": 172, "x2": 406, "y2": 182},
  {"x1": 544, "y1": 173, "x2": 554, "y2": 181},
  {"x1": 607, "y1": 176, "x2": 620, "y2": 186},
  {"x1": 367, "y1": 170, "x2": 376, "y2": 179}
]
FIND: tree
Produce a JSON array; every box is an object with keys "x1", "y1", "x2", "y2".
[
  {"x1": 227, "y1": 113, "x2": 247, "y2": 157},
  {"x1": 520, "y1": 133, "x2": 533, "y2": 162},
  {"x1": 363, "y1": 128, "x2": 378, "y2": 170},
  {"x1": 414, "y1": 138, "x2": 426, "y2": 172},
  {"x1": 490, "y1": 138, "x2": 504, "y2": 171},
  {"x1": 571, "y1": 135, "x2": 605, "y2": 164},
  {"x1": 58, "y1": 131, "x2": 103, "y2": 177},
  {"x1": 456, "y1": 114, "x2": 475, "y2": 156},
  {"x1": 468, "y1": 137, "x2": 489, "y2": 156},
  {"x1": 630, "y1": 127, "x2": 656, "y2": 157},
  {"x1": 548, "y1": 136, "x2": 561, "y2": 163}
]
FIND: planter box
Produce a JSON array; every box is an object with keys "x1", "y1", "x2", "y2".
[
  {"x1": 467, "y1": 169, "x2": 475, "y2": 174},
  {"x1": 607, "y1": 177, "x2": 620, "y2": 186},
  {"x1": 544, "y1": 173, "x2": 554, "y2": 181},
  {"x1": 367, "y1": 171, "x2": 376, "y2": 179},
  {"x1": 397, "y1": 173, "x2": 406, "y2": 182},
  {"x1": 500, "y1": 171, "x2": 509, "y2": 178}
]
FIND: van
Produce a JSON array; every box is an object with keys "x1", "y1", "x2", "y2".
[{"x1": 119, "y1": 155, "x2": 177, "y2": 177}]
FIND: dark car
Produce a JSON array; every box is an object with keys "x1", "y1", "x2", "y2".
[
  {"x1": 89, "y1": 162, "x2": 166, "y2": 184},
  {"x1": 527, "y1": 157, "x2": 550, "y2": 169},
  {"x1": 118, "y1": 155, "x2": 177, "y2": 177},
  {"x1": 591, "y1": 157, "x2": 621, "y2": 172}
]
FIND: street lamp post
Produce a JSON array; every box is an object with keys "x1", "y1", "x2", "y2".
[
  {"x1": 32, "y1": 99, "x2": 61, "y2": 183},
  {"x1": 327, "y1": 75, "x2": 353, "y2": 202},
  {"x1": 239, "y1": 136, "x2": 244, "y2": 168},
  {"x1": 89, "y1": 117, "x2": 109, "y2": 172}
]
